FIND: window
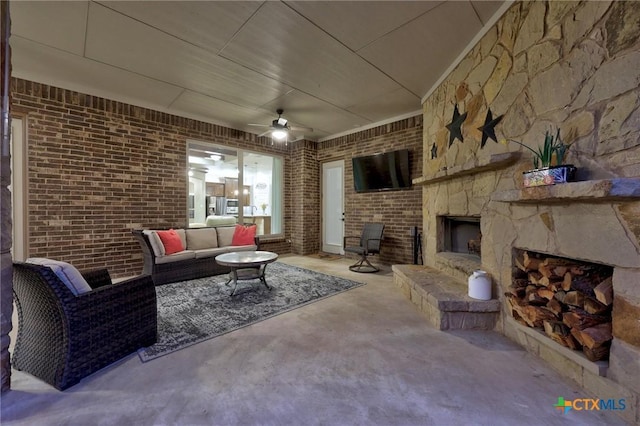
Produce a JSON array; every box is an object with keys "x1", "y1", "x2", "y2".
[{"x1": 187, "y1": 141, "x2": 283, "y2": 236}]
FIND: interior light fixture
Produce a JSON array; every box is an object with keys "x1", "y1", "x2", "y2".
[
  {"x1": 188, "y1": 170, "x2": 194, "y2": 177},
  {"x1": 209, "y1": 154, "x2": 221, "y2": 161},
  {"x1": 271, "y1": 129, "x2": 288, "y2": 140}
]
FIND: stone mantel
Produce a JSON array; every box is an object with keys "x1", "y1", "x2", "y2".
[
  {"x1": 490, "y1": 178, "x2": 640, "y2": 204},
  {"x1": 413, "y1": 152, "x2": 521, "y2": 186}
]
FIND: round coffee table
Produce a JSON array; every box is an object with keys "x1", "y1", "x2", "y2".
[{"x1": 215, "y1": 251, "x2": 278, "y2": 296}]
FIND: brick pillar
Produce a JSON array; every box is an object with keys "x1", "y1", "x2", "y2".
[{"x1": 289, "y1": 140, "x2": 319, "y2": 255}]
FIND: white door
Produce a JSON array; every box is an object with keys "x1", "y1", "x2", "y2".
[
  {"x1": 10, "y1": 118, "x2": 27, "y2": 261},
  {"x1": 322, "y1": 160, "x2": 344, "y2": 254}
]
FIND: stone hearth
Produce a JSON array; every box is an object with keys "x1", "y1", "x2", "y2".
[{"x1": 393, "y1": 264, "x2": 499, "y2": 331}]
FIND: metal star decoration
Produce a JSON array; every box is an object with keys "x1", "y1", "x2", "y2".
[
  {"x1": 446, "y1": 104, "x2": 467, "y2": 146},
  {"x1": 431, "y1": 142, "x2": 438, "y2": 159},
  {"x1": 478, "y1": 109, "x2": 504, "y2": 148}
]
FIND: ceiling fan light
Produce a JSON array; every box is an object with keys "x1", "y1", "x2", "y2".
[
  {"x1": 272, "y1": 129, "x2": 288, "y2": 140},
  {"x1": 276, "y1": 117, "x2": 288, "y2": 127}
]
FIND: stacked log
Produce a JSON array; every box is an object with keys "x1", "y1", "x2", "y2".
[{"x1": 506, "y1": 251, "x2": 613, "y2": 361}]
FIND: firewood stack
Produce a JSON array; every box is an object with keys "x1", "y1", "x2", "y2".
[{"x1": 505, "y1": 250, "x2": 614, "y2": 361}]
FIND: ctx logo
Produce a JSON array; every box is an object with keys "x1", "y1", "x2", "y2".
[{"x1": 554, "y1": 397, "x2": 626, "y2": 413}]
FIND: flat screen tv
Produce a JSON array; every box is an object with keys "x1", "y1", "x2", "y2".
[{"x1": 352, "y1": 149, "x2": 411, "y2": 193}]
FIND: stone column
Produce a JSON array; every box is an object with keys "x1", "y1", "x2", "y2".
[{"x1": 1, "y1": 0, "x2": 13, "y2": 393}]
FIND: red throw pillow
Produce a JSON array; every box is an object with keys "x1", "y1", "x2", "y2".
[
  {"x1": 232, "y1": 224, "x2": 257, "y2": 246},
  {"x1": 156, "y1": 229, "x2": 184, "y2": 255}
]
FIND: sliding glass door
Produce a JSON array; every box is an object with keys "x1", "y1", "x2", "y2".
[{"x1": 187, "y1": 141, "x2": 282, "y2": 236}]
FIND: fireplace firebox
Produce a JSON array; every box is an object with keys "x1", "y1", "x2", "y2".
[{"x1": 440, "y1": 216, "x2": 481, "y2": 257}]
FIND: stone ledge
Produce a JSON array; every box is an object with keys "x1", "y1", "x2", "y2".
[
  {"x1": 393, "y1": 264, "x2": 500, "y2": 330},
  {"x1": 491, "y1": 178, "x2": 640, "y2": 204},
  {"x1": 413, "y1": 152, "x2": 521, "y2": 186}
]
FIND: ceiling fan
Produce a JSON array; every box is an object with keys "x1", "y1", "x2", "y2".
[{"x1": 248, "y1": 109, "x2": 313, "y2": 141}]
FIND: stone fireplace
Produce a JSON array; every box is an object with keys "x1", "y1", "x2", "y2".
[
  {"x1": 396, "y1": 1, "x2": 640, "y2": 423},
  {"x1": 401, "y1": 168, "x2": 640, "y2": 425},
  {"x1": 484, "y1": 182, "x2": 639, "y2": 402}
]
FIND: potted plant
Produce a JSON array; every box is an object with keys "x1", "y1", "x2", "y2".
[
  {"x1": 502, "y1": 128, "x2": 575, "y2": 187},
  {"x1": 260, "y1": 203, "x2": 268, "y2": 214}
]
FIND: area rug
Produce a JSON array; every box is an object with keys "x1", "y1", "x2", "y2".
[{"x1": 138, "y1": 262, "x2": 365, "y2": 361}]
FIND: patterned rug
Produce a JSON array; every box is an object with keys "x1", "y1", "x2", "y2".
[{"x1": 138, "y1": 262, "x2": 365, "y2": 361}]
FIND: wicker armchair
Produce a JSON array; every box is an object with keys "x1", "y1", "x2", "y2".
[{"x1": 12, "y1": 262, "x2": 158, "y2": 390}]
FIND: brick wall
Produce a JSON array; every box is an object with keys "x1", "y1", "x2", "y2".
[
  {"x1": 318, "y1": 116, "x2": 423, "y2": 266},
  {"x1": 11, "y1": 79, "x2": 290, "y2": 278},
  {"x1": 11, "y1": 78, "x2": 422, "y2": 276}
]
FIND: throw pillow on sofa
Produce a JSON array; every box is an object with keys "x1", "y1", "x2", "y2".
[
  {"x1": 157, "y1": 229, "x2": 185, "y2": 255},
  {"x1": 26, "y1": 258, "x2": 92, "y2": 296},
  {"x1": 231, "y1": 224, "x2": 257, "y2": 246}
]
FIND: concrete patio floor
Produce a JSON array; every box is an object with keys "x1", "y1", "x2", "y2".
[{"x1": 0, "y1": 255, "x2": 630, "y2": 425}]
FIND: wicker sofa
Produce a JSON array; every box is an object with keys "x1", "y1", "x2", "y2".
[
  {"x1": 12, "y1": 261, "x2": 157, "y2": 390},
  {"x1": 132, "y1": 226, "x2": 259, "y2": 285}
]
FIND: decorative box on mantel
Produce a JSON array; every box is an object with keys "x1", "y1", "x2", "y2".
[{"x1": 523, "y1": 165, "x2": 576, "y2": 188}]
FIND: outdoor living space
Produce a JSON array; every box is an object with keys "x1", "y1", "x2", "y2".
[
  {"x1": 2, "y1": 1, "x2": 640, "y2": 425},
  {"x1": 1, "y1": 254, "x2": 629, "y2": 426}
]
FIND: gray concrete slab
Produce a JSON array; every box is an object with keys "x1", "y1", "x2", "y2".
[{"x1": 0, "y1": 255, "x2": 630, "y2": 425}]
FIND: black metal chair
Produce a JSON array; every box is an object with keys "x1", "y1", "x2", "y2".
[
  {"x1": 11, "y1": 262, "x2": 158, "y2": 390},
  {"x1": 343, "y1": 223, "x2": 385, "y2": 273}
]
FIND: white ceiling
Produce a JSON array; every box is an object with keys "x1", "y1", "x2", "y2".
[{"x1": 9, "y1": 0, "x2": 508, "y2": 141}]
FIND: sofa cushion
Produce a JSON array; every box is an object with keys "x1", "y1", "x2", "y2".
[
  {"x1": 194, "y1": 247, "x2": 229, "y2": 259},
  {"x1": 216, "y1": 226, "x2": 236, "y2": 247},
  {"x1": 175, "y1": 229, "x2": 187, "y2": 249},
  {"x1": 142, "y1": 230, "x2": 165, "y2": 257},
  {"x1": 155, "y1": 250, "x2": 196, "y2": 264},
  {"x1": 157, "y1": 229, "x2": 185, "y2": 255},
  {"x1": 26, "y1": 258, "x2": 92, "y2": 296},
  {"x1": 232, "y1": 224, "x2": 257, "y2": 246},
  {"x1": 186, "y1": 228, "x2": 218, "y2": 250}
]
